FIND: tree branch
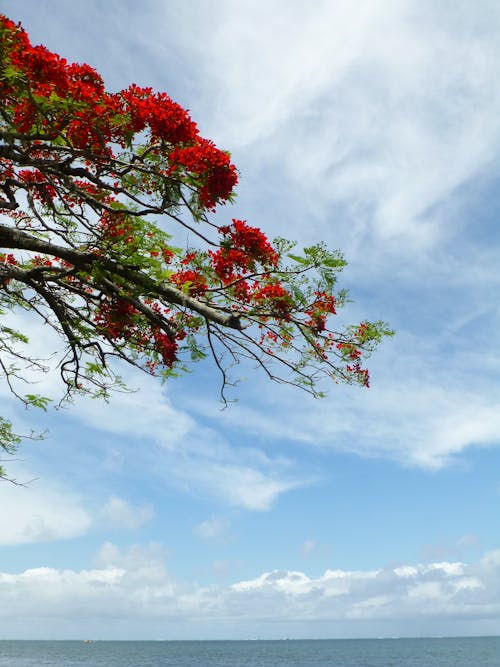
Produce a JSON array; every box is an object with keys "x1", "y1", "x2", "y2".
[{"x1": 0, "y1": 223, "x2": 243, "y2": 330}]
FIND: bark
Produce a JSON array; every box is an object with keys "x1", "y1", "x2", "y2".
[{"x1": 0, "y1": 223, "x2": 242, "y2": 330}]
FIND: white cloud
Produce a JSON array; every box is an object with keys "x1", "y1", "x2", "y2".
[
  {"x1": 184, "y1": 0, "x2": 500, "y2": 254},
  {"x1": 71, "y1": 376, "x2": 193, "y2": 447},
  {"x1": 93, "y1": 541, "x2": 168, "y2": 585},
  {"x1": 0, "y1": 477, "x2": 91, "y2": 545},
  {"x1": 422, "y1": 534, "x2": 481, "y2": 562},
  {"x1": 300, "y1": 540, "x2": 317, "y2": 557},
  {"x1": 0, "y1": 309, "x2": 70, "y2": 403},
  {"x1": 0, "y1": 542, "x2": 174, "y2": 625},
  {"x1": 194, "y1": 516, "x2": 230, "y2": 541},
  {"x1": 211, "y1": 559, "x2": 241, "y2": 579},
  {"x1": 0, "y1": 306, "x2": 304, "y2": 511},
  {"x1": 99, "y1": 496, "x2": 154, "y2": 531},
  {"x1": 186, "y1": 326, "x2": 500, "y2": 470},
  {"x1": 0, "y1": 544, "x2": 498, "y2": 638},
  {"x1": 67, "y1": 376, "x2": 305, "y2": 510},
  {"x1": 177, "y1": 461, "x2": 302, "y2": 511}
]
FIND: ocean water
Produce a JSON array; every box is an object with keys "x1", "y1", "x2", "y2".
[{"x1": 0, "y1": 637, "x2": 498, "y2": 667}]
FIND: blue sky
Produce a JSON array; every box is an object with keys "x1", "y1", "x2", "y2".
[{"x1": 0, "y1": 0, "x2": 499, "y2": 639}]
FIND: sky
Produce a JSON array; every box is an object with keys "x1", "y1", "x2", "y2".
[{"x1": 0, "y1": 0, "x2": 499, "y2": 640}]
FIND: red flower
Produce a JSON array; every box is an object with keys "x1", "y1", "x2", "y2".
[
  {"x1": 170, "y1": 269, "x2": 208, "y2": 296},
  {"x1": 210, "y1": 220, "x2": 279, "y2": 282},
  {"x1": 252, "y1": 282, "x2": 292, "y2": 316}
]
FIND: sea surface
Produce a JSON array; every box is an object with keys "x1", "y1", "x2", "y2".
[{"x1": 0, "y1": 637, "x2": 498, "y2": 667}]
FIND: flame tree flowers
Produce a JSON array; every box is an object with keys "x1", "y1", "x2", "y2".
[{"x1": 0, "y1": 15, "x2": 392, "y2": 476}]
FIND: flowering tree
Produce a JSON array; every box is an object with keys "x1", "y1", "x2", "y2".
[{"x1": 0, "y1": 15, "x2": 392, "y2": 478}]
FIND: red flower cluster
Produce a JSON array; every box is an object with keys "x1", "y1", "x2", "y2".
[
  {"x1": 0, "y1": 157, "x2": 14, "y2": 179},
  {"x1": 0, "y1": 252, "x2": 17, "y2": 287},
  {"x1": 210, "y1": 219, "x2": 279, "y2": 282},
  {"x1": 252, "y1": 282, "x2": 292, "y2": 316},
  {"x1": 0, "y1": 253, "x2": 17, "y2": 265},
  {"x1": 94, "y1": 298, "x2": 140, "y2": 341},
  {"x1": 151, "y1": 329, "x2": 178, "y2": 368},
  {"x1": 356, "y1": 322, "x2": 369, "y2": 341},
  {"x1": 120, "y1": 84, "x2": 198, "y2": 144},
  {"x1": 18, "y1": 169, "x2": 56, "y2": 203},
  {"x1": 170, "y1": 269, "x2": 208, "y2": 296},
  {"x1": 1, "y1": 16, "x2": 115, "y2": 150},
  {"x1": 346, "y1": 363, "x2": 370, "y2": 388},
  {"x1": 31, "y1": 255, "x2": 54, "y2": 267},
  {"x1": 305, "y1": 290, "x2": 337, "y2": 332},
  {"x1": 336, "y1": 342, "x2": 361, "y2": 360},
  {"x1": 0, "y1": 14, "x2": 238, "y2": 208},
  {"x1": 168, "y1": 139, "x2": 238, "y2": 209},
  {"x1": 98, "y1": 211, "x2": 135, "y2": 242},
  {"x1": 94, "y1": 296, "x2": 182, "y2": 371}
]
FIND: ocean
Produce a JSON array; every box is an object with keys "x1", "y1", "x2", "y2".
[{"x1": 0, "y1": 637, "x2": 498, "y2": 667}]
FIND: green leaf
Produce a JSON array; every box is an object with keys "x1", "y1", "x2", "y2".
[
  {"x1": 287, "y1": 253, "x2": 310, "y2": 265},
  {"x1": 24, "y1": 394, "x2": 52, "y2": 411}
]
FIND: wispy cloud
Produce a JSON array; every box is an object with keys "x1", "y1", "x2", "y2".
[
  {"x1": 180, "y1": 0, "x2": 500, "y2": 255},
  {"x1": 0, "y1": 476, "x2": 91, "y2": 545},
  {"x1": 98, "y1": 496, "x2": 154, "y2": 531},
  {"x1": 300, "y1": 540, "x2": 317, "y2": 557},
  {"x1": 64, "y1": 375, "x2": 306, "y2": 510},
  {"x1": 421, "y1": 534, "x2": 481, "y2": 562},
  {"x1": 194, "y1": 516, "x2": 231, "y2": 541},
  {"x1": 185, "y1": 324, "x2": 500, "y2": 470}
]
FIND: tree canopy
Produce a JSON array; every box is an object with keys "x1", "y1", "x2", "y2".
[{"x1": 0, "y1": 15, "x2": 392, "y2": 478}]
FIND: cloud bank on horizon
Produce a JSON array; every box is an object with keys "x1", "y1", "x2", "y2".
[{"x1": 0, "y1": 542, "x2": 499, "y2": 639}]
